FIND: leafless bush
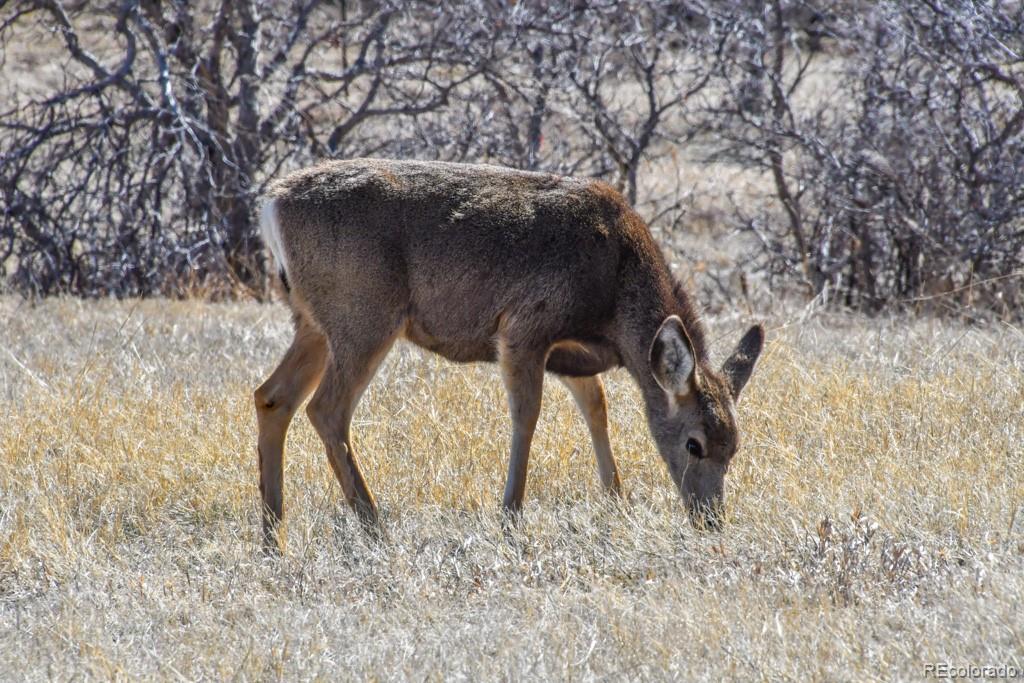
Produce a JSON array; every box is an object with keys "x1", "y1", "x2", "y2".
[
  {"x1": 404, "y1": 2, "x2": 724, "y2": 221},
  {"x1": 0, "y1": 0, "x2": 485, "y2": 296},
  {"x1": 707, "y1": 1, "x2": 1024, "y2": 316},
  {"x1": 1, "y1": 0, "x2": 717, "y2": 297},
  {"x1": 2, "y1": 1, "x2": 1022, "y2": 315}
]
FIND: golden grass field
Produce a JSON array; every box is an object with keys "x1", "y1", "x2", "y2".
[{"x1": 1, "y1": 297, "x2": 1022, "y2": 680}]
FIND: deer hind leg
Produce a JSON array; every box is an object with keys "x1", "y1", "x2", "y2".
[
  {"x1": 305, "y1": 314, "x2": 402, "y2": 529},
  {"x1": 255, "y1": 319, "x2": 327, "y2": 550},
  {"x1": 558, "y1": 375, "x2": 622, "y2": 495},
  {"x1": 498, "y1": 336, "x2": 547, "y2": 513}
]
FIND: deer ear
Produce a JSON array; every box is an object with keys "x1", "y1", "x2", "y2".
[
  {"x1": 722, "y1": 324, "x2": 764, "y2": 400},
  {"x1": 649, "y1": 316, "x2": 698, "y2": 396}
]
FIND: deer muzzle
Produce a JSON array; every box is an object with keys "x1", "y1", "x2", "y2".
[{"x1": 681, "y1": 458, "x2": 726, "y2": 530}]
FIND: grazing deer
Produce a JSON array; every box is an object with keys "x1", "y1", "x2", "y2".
[{"x1": 255, "y1": 158, "x2": 763, "y2": 548}]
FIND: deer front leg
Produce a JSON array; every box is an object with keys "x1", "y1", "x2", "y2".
[
  {"x1": 498, "y1": 341, "x2": 546, "y2": 513},
  {"x1": 558, "y1": 375, "x2": 622, "y2": 495}
]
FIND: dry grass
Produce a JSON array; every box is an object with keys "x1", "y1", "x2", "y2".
[{"x1": 1, "y1": 297, "x2": 1022, "y2": 681}]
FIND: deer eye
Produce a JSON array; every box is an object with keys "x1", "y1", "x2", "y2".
[{"x1": 686, "y1": 438, "x2": 705, "y2": 459}]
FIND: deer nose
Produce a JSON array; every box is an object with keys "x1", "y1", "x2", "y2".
[{"x1": 687, "y1": 496, "x2": 724, "y2": 531}]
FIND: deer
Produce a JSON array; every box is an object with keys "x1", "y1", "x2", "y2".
[{"x1": 255, "y1": 158, "x2": 764, "y2": 550}]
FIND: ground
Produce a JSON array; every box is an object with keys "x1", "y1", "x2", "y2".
[{"x1": 1, "y1": 298, "x2": 1022, "y2": 680}]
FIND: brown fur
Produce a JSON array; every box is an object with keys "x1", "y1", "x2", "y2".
[{"x1": 255, "y1": 158, "x2": 763, "y2": 548}]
